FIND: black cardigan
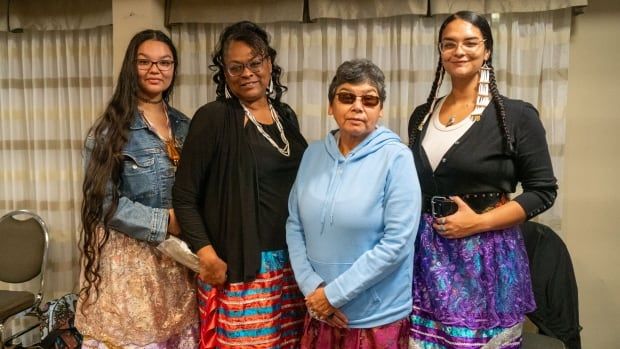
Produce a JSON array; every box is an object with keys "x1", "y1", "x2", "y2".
[
  {"x1": 172, "y1": 98, "x2": 307, "y2": 283},
  {"x1": 408, "y1": 97, "x2": 558, "y2": 219}
]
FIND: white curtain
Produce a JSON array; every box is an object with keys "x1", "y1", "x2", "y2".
[
  {"x1": 168, "y1": 0, "x2": 304, "y2": 25},
  {"x1": 0, "y1": 0, "x2": 112, "y2": 31},
  {"x1": 171, "y1": 9, "x2": 570, "y2": 232},
  {"x1": 0, "y1": 26, "x2": 114, "y2": 303},
  {"x1": 490, "y1": 9, "x2": 570, "y2": 232},
  {"x1": 430, "y1": 0, "x2": 587, "y2": 14}
]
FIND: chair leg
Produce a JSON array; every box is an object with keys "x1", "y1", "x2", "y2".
[{"x1": 0, "y1": 322, "x2": 5, "y2": 349}]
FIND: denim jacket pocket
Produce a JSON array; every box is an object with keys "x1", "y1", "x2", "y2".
[{"x1": 121, "y1": 150, "x2": 157, "y2": 204}]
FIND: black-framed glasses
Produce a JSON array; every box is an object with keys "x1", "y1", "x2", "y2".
[
  {"x1": 335, "y1": 92, "x2": 381, "y2": 107},
  {"x1": 226, "y1": 57, "x2": 265, "y2": 77},
  {"x1": 439, "y1": 39, "x2": 486, "y2": 54},
  {"x1": 136, "y1": 59, "x2": 175, "y2": 71}
]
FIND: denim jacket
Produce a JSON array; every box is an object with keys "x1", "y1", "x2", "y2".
[{"x1": 84, "y1": 106, "x2": 190, "y2": 243}]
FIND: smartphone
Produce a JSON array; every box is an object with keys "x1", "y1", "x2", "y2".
[{"x1": 431, "y1": 196, "x2": 458, "y2": 218}]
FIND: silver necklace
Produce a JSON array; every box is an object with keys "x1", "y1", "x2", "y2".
[{"x1": 242, "y1": 102, "x2": 290, "y2": 157}]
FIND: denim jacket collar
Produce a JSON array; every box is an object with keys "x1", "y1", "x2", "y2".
[{"x1": 129, "y1": 105, "x2": 189, "y2": 133}]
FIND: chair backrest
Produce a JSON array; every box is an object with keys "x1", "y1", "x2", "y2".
[
  {"x1": 522, "y1": 332, "x2": 566, "y2": 349},
  {"x1": 0, "y1": 210, "x2": 49, "y2": 292}
]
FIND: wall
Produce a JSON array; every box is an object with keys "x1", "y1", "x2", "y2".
[
  {"x1": 565, "y1": 0, "x2": 620, "y2": 347},
  {"x1": 112, "y1": 0, "x2": 166, "y2": 78}
]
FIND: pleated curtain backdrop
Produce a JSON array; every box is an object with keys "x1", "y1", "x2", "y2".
[
  {"x1": 0, "y1": 6, "x2": 572, "y2": 307},
  {"x1": 0, "y1": 25, "x2": 114, "y2": 300},
  {"x1": 171, "y1": 9, "x2": 570, "y2": 233}
]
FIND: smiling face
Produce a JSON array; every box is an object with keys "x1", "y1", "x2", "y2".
[
  {"x1": 329, "y1": 82, "x2": 383, "y2": 143},
  {"x1": 223, "y1": 40, "x2": 272, "y2": 104},
  {"x1": 440, "y1": 18, "x2": 490, "y2": 81},
  {"x1": 135, "y1": 39, "x2": 175, "y2": 100}
]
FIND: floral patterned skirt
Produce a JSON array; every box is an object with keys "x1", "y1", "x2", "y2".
[
  {"x1": 81, "y1": 323, "x2": 199, "y2": 349},
  {"x1": 75, "y1": 228, "x2": 199, "y2": 348},
  {"x1": 409, "y1": 214, "x2": 534, "y2": 348}
]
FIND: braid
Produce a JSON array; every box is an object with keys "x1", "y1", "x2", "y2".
[
  {"x1": 488, "y1": 63, "x2": 515, "y2": 155},
  {"x1": 409, "y1": 58, "x2": 444, "y2": 147}
]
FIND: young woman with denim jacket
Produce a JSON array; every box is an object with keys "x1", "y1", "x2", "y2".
[{"x1": 76, "y1": 30, "x2": 199, "y2": 348}]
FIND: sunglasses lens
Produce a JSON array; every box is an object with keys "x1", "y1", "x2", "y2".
[
  {"x1": 337, "y1": 92, "x2": 356, "y2": 104},
  {"x1": 361, "y1": 95, "x2": 380, "y2": 107},
  {"x1": 336, "y1": 92, "x2": 380, "y2": 107}
]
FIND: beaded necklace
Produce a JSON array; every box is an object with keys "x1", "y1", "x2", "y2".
[{"x1": 241, "y1": 102, "x2": 290, "y2": 157}]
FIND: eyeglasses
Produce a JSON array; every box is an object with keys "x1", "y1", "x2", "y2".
[
  {"x1": 136, "y1": 59, "x2": 175, "y2": 71},
  {"x1": 439, "y1": 39, "x2": 486, "y2": 54},
  {"x1": 226, "y1": 57, "x2": 265, "y2": 77},
  {"x1": 335, "y1": 92, "x2": 381, "y2": 107}
]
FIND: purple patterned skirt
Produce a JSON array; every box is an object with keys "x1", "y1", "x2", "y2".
[{"x1": 410, "y1": 213, "x2": 535, "y2": 348}]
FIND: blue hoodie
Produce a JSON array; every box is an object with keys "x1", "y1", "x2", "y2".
[{"x1": 286, "y1": 126, "x2": 421, "y2": 328}]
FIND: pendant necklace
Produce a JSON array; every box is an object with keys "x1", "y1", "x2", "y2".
[
  {"x1": 446, "y1": 116, "x2": 456, "y2": 127},
  {"x1": 139, "y1": 105, "x2": 181, "y2": 167}
]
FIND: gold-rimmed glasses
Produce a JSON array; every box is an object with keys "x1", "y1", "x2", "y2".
[{"x1": 439, "y1": 39, "x2": 486, "y2": 54}]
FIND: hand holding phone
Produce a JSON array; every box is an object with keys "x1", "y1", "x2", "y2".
[{"x1": 431, "y1": 196, "x2": 458, "y2": 218}]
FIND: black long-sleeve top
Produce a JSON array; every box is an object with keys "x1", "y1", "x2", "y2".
[
  {"x1": 408, "y1": 96, "x2": 558, "y2": 219},
  {"x1": 172, "y1": 98, "x2": 307, "y2": 283}
]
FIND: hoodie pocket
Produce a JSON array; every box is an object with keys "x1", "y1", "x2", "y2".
[{"x1": 308, "y1": 258, "x2": 382, "y2": 320}]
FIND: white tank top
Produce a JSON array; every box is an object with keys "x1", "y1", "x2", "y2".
[{"x1": 422, "y1": 98, "x2": 475, "y2": 171}]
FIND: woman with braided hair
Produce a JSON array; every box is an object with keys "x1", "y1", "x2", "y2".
[{"x1": 408, "y1": 11, "x2": 558, "y2": 348}]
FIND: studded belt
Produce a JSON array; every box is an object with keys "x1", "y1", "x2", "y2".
[{"x1": 421, "y1": 192, "x2": 507, "y2": 215}]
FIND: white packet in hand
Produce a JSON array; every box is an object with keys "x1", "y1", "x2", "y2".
[{"x1": 156, "y1": 235, "x2": 200, "y2": 273}]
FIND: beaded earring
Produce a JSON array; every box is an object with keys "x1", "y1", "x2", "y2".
[{"x1": 471, "y1": 61, "x2": 491, "y2": 122}]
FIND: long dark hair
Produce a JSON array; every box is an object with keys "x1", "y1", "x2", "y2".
[
  {"x1": 409, "y1": 11, "x2": 514, "y2": 154},
  {"x1": 210, "y1": 21, "x2": 287, "y2": 101},
  {"x1": 79, "y1": 29, "x2": 178, "y2": 308}
]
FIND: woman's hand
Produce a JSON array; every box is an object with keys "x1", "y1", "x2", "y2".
[
  {"x1": 196, "y1": 245, "x2": 228, "y2": 286},
  {"x1": 324, "y1": 309, "x2": 348, "y2": 329},
  {"x1": 432, "y1": 196, "x2": 481, "y2": 239},
  {"x1": 305, "y1": 287, "x2": 348, "y2": 328},
  {"x1": 433, "y1": 197, "x2": 527, "y2": 239},
  {"x1": 167, "y1": 209, "x2": 181, "y2": 236}
]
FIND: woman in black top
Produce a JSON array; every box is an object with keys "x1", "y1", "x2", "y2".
[
  {"x1": 407, "y1": 11, "x2": 557, "y2": 348},
  {"x1": 172, "y1": 21, "x2": 307, "y2": 348}
]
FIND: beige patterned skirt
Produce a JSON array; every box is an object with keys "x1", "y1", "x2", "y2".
[{"x1": 75, "y1": 228, "x2": 199, "y2": 347}]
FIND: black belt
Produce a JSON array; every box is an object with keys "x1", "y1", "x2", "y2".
[{"x1": 422, "y1": 192, "x2": 506, "y2": 215}]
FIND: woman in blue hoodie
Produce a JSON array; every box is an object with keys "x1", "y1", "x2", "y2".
[{"x1": 286, "y1": 59, "x2": 421, "y2": 348}]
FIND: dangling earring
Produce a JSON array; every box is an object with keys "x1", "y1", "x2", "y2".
[
  {"x1": 472, "y1": 61, "x2": 491, "y2": 122},
  {"x1": 418, "y1": 67, "x2": 445, "y2": 131},
  {"x1": 225, "y1": 84, "x2": 233, "y2": 99},
  {"x1": 266, "y1": 78, "x2": 274, "y2": 96}
]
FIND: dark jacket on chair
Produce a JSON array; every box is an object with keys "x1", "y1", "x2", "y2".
[{"x1": 521, "y1": 221, "x2": 582, "y2": 349}]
